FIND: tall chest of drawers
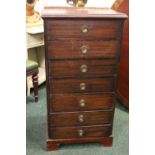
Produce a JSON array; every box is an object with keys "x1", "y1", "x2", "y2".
[{"x1": 42, "y1": 7, "x2": 127, "y2": 151}]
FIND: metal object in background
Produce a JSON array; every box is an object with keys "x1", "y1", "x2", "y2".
[{"x1": 67, "y1": 0, "x2": 87, "y2": 7}]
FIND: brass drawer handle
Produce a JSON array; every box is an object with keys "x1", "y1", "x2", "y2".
[
  {"x1": 80, "y1": 45, "x2": 88, "y2": 55},
  {"x1": 78, "y1": 129, "x2": 84, "y2": 137},
  {"x1": 81, "y1": 25, "x2": 88, "y2": 33},
  {"x1": 80, "y1": 83, "x2": 86, "y2": 90},
  {"x1": 79, "y1": 99, "x2": 86, "y2": 107},
  {"x1": 78, "y1": 114, "x2": 84, "y2": 122},
  {"x1": 80, "y1": 64, "x2": 88, "y2": 73}
]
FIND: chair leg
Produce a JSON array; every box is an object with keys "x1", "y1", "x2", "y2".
[{"x1": 32, "y1": 73, "x2": 38, "y2": 102}]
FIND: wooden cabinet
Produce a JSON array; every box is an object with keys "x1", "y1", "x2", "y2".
[
  {"x1": 42, "y1": 7, "x2": 127, "y2": 151},
  {"x1": 112, "y1": 0, "x2": 129, "y2": 108}
]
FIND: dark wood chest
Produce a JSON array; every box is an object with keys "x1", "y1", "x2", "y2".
[{"x1": 42, "y1": 7, "x2": 127, "y2": 151}]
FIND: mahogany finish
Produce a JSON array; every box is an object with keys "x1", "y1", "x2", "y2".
[
  {"x1": 42, "y1": 7, "x2": 127, "y2": 151},
  {"x1": 49, "y1": 78, "x2": 116, "y2": 93},
  {"x1": 46, "y1": 19, "x2": 122, "y2": 41},
  {"x1": 49, "y1": 110, "x2": 113, "y2": 127},
  {"x1": 47, "y1": 40, "x2": 120, "y2": 59},
  {"x1": 112, "y1": 0, "x2": 129, "y2": 108},
  {"x1": 48, "y1": 59, "x2": 117, "y2": 78},
  {"x1": 50, "y1": 125, "x2": 112, "y2": 139},
  {"x1": 49, "y1": 93, "x2": 115, "y2": 112},
  {"x1": 47, "y1": 137, "x2": 113, "y2": 151}
]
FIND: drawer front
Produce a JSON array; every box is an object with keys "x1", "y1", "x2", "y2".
[
  {"x1": 27, "y1": 33, "x2": 44, "y2": 48},
  {"x1": 46, "y1": 19, "x2": 122, "y2": 40},
  {"x1": 47, "y1": 40, "x2": 119, "y2": 59},
  {"x1": 49, "y1": 111, "x2": 113, "y2": 127},
  {"x1": 49, "y1": 94, "x2": 115, "y2": 112},
  {"x1": 49, "y1": 125, "x2": 112, "y2": 139},
  {"x1": 49, "y1": 78, "x2": 116, "y2": 94},
  {"x1": 48, "y1": 59, "x2": 117, "y2": 78}
]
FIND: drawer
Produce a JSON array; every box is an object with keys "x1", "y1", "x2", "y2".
[
  {"x1": 49, "y1": 93, "x2": 115, "y2": 112},
  {"x1": 49, "y1": 77, "x2": 116, "y2": 93},
  {"x1": 46, "y1": 19, "x2": 122, "y2": 40},
  {"x1": 49, "y1": 125, "x2": 112, "y2": 139},
  {"x1": 48, "y1": 59, "x2": 117, "y2": 78},
  {"x1": 49, "y1": 110, "x2": 113, "y2": 127},
  {"x1": 47, "y1": 40, "x2": 119, "y2": 59},
  {"x1": 27, "y1": 33, "x2": 44, "y2": 48}
]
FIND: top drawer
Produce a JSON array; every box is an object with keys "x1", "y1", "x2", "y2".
[{"x1": 45, "y1": 19, "x2": 122, "y2": 41}]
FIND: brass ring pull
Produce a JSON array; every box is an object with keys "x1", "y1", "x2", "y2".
[
  {"x1": 78, "y1": 129, "x2": 84, "y2": 137},
  {"x1": 81, "y1": 25, "x2": 88, "y2": 33},
  {"x1": 80, "y1": 83, "x2": 86, "y2": 90},
  {"x1": 80, "y1": 45, "x2": 88, "y2": 55},
  {"x1": 78, "y1": 114, "x2": 84, "y2": 122},
  {"x1": 79, "y1": 99, "x2": 86, "y2": 107},
  {"x1": 80, "y1": 64, "x2": 88, "y2": 73}
]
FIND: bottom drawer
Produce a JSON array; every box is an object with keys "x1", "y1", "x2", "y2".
[{"x1": 49, "y1": 125, "x2": 112, "y2": 139}]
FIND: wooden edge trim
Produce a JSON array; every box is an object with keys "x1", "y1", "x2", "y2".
[
  {"x1": 47, "y1": 137, "x2": 113, "y2": 151},
  {"x1": 116, "y1": 90, "x2": 129, "y2": 108}
]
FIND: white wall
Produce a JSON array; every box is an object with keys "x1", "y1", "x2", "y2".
[
  {"x1": 46, "y1": 0, "x2": 115, "y2": 7},
  {"x1": 35, "y1": 0, "x2": 116, "y2": 13}
]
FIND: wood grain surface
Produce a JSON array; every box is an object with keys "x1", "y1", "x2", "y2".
[
  {"x1": 49, "y1": 93, "x2": 115, "y2": 112},
  {"x1": 42, "y1": 7, "x2": 127, "y2": 151},
  {"x1": 46, "y1": 19, "x2": 122, "y2": 40},
  {"x1": 49, "y1": 110, "x2": 113, "y2": 127},
  {"x1": 49, "y1": 77, "x2": 116, "y2": 93},
  {"x1": 47, "y1": 40, "x2": 120, "y2": 59},
  {"x1": 48, "y1": 59, "x2": 117, "y2": 78},
  {"x1": 50, "y1": 125, "x2": 112, "y2": 139}
]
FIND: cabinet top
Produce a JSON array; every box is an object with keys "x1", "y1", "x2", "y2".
[{"x1": 42, "y1": 7, "x2": 127, "y2": 19}]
